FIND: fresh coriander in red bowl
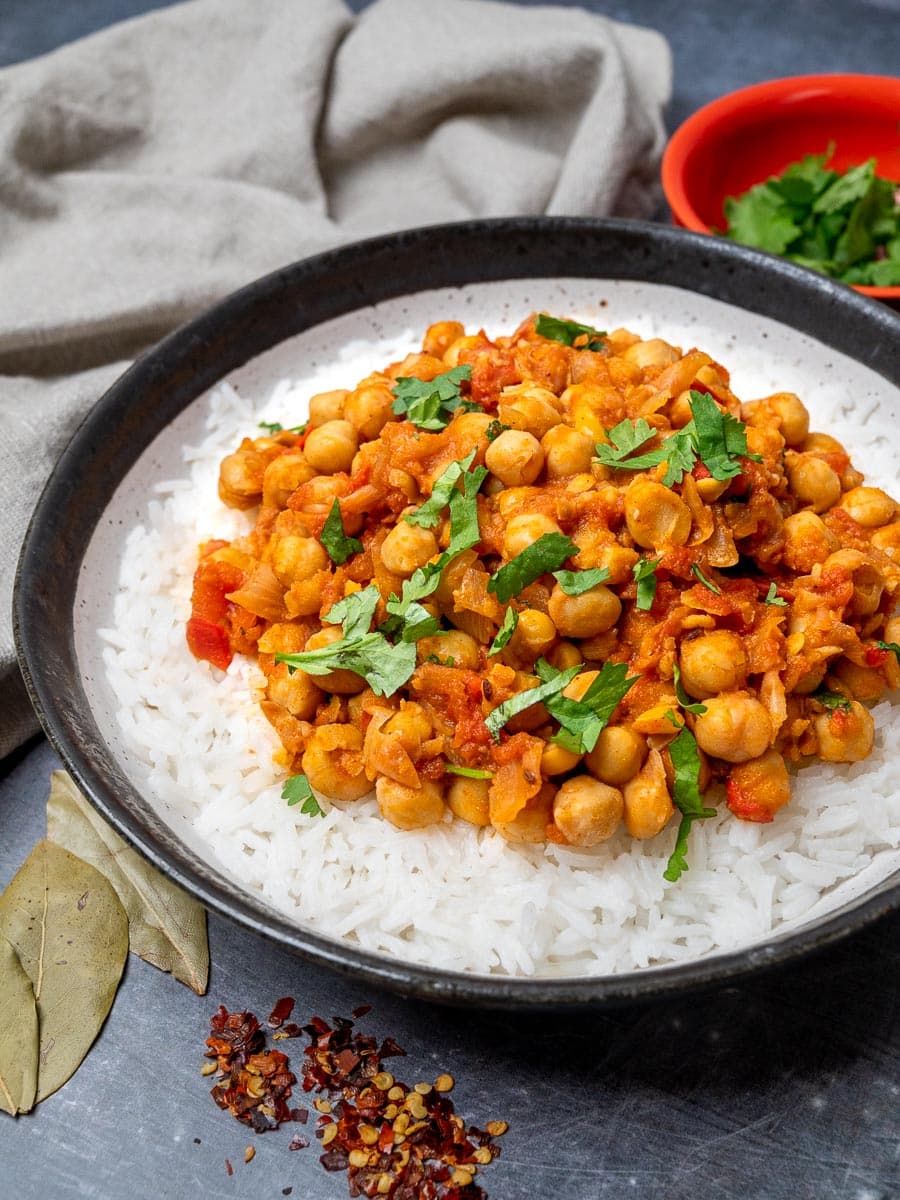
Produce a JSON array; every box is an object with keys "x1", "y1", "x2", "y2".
[{"x1": 662, "y1": 74, "x2": 900, "y2": 302}]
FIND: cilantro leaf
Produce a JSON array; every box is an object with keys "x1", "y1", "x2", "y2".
[
  {"x1": 259, "y1": 420, "x2": 283, "y2": 433},
  {"x1": 690, "y1": 563, "x2": 722, "y2": 595},
  {"x1": 632, "y1": 557, "x2": 660, "y2": 611},
  {"x1": 488, "y1": 532, "x2": 579, "y2": 604},
  {"x1": 484, "y1": 660, "x2": 582, "y2": 741},
  {"x1": 595, "y1": 418, "x2": 659, "y2": 466},
  {"x1": 485, "y1": 420, "x2": 510, "y2": 442},
  {"x1": 324, "y1": 584, "x2": 380, "y2": 640},
  {"x1": 663, "y1": 726, "x2": 716, "y2": 883},
  {"x1": 764, "y1": 582, "x2": 788, "y2": 607},
  {"x1": 672, "y1": 662, "x2": 707, "y2": 715},
  {"x1": 535, "y1": 313, "x2": 605, "y2": 351},
  {"x1": 595, "y1": 418, "x2": 697, "y2": 485},
  {"x1": 552, "y1": 567, "x2": 611, "y2": 596},
  {"x1": 688, "y1": 390, "x2": 761, "y2": 480},
  {"x1": 404, "y1": 451, "x2": 478, "y2": 530},
  {"x1": 540, "y1": 660, "x2": 639, "y2": 755},
  {"x1": 444, "y1": 764, "x2": 493, "y2": 780},
  {"x1": 812, "y1": 687, "x2": 852, "y2": 712},
  {"x1": 276, "y1": 634, "x2": 417, "y2": 698},
  {"x1": 320, "y1": 498, "x2": 363, "y2": 565},
  {"x1": 488, "y1": 607, "x2": 519, "y2": 656},
  {"x1": 878, "y1": 640, "x2": 900, "y2": 664},
  {"x1": 659, "y1": 434, "x2": 699, "y2": 487},
  {"x1": 282, "y1": 774, "x2": 325, "y2": 817},
  {"x1": 391, "y1": 365, "x2": 475, "y2": 431}
]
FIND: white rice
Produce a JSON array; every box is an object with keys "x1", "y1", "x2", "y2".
[{"x1": 99, "y1": 339, "x2": 900, "y2": 979}]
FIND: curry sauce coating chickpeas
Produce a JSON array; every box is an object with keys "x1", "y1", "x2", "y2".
[{"x1": 187, "y1": 311, "x2": 900, "y2": 869}]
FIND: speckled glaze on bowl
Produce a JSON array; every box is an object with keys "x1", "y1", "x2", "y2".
[{"x1": 14, "y1": 218, "x2": 900, "y2": 1008}]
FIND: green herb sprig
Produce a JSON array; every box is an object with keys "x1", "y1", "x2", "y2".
[
  {"x1": 535, "y1": 313, "x2": 606, "y2": 351},
  {"x1": 391, "y1": 365, "x2": 478, "y2": 431}
]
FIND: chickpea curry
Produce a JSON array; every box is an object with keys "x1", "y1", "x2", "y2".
[{"x1": 187, "y1": 313, "x2": 900, "y2": 881}]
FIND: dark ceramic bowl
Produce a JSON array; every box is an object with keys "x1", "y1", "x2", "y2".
[{"x1": 14, "y1": 218, "x2": 900, "y2": 1008}]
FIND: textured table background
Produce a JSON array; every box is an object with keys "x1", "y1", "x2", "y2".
[{"x1": 3, "y1": 2, "x2": 900, "y2": 1198}]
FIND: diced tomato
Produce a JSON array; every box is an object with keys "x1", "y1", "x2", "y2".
[
  {"x1": 726, "y1": 777, "x2": 774, "y2": 823},
  {"x1": 865, "y1": 646, "x2": 889, "y2": 668},
  {"x1": 692, "y1": 460, "x2": 712, "y2": 481},
  {"x1": 186, "y1": 617, "x2": 233, "y2": 672}
]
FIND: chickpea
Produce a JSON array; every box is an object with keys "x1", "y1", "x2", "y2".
[
  {"x1": 622, "y1": 748, "x2": 674, "y2": 839},
  {"x1": 452, "y1": 411, "x2": 494, "y2": 456},
  {"x1": 447, "y1": 775, "x2": 490, "y2": 826},
  {"x1": 570, "y1": 536, "x2": 639, "y2": 584},
  {"x1": 376, "y1": 777, "x2": 445, "y2": 830},
  {"x1": 541, "y1": 425, "x2": 594, "y2": 479},
  {"x1": 546, "y1": 641, "x2": 583, "y2": 671},
  {"x1": 621, "y1": 338, "x2": 680, "y2": 371},
  {"x1": 492, "y1": 782, "x2": 555, "y2": 844},
  {"x1": 553, "y1": 776, "x2": 623, "y2": 846},
  {"x1": 743, "y1": 392, "x2": 809, "y2": 446},
  {"x1": 294, "y1": 475, "x2": 363, "y2": 534},
  {"x1": 839, "y1": 486, "x2": 897, "y2": 528},
  {"x1": 823, "y1": 549, "x2": 885, "y2": 617},
  {"x1": 781, "y1": 510, "x2": 839, "y2": 573},
  {"x1": 383, "y1": 701, "x2": 433, "y2": 758},
  {"x1": 726, "y1": 750, "x2": 791, "y2": 822},
  {"x1": 678, "y1": 631, "x2": 748, "y2": 699},
  {"x1": 271, "y1": 534, "x2": 329, "y2": 587},
  {"x1": 694, "y1": 694, "x2": 772, "y2": 763},
  {"x1": 548, "y1": 581, "x2": 622, "y2": 638},
  {"x1": 302, "y1": 626, "x2": 366, "y2": 694},
  {"x1": 885, "y1": 616, "x2": 900, "y2": 646},
  {"x1": 624, "y1": 477, "x2": 692, "y2": 549},
  {"x1": 832, "y1": 657, "x2": 886, "y2": 703},
  {"x1": 416, "y1": 630, "x2": 480, "y2": 670},
  {"x1": 423, "y1": 320, "x2": 466, "y2": 359},
  {"x1": 872, "y1": 522, "x2": 900, "y2": 558},
  {"x1": 813, "y1": 700, "x2": 875, "y2": 763},
  {"x1": 785, "y1": 451, "x2": 841, "y2": 514},
  {"x1": 302, "y1": 420, "x2": 359, "y2": 474},
  {"x1": 380, "y1": 520, "x2": 439, "y2": 577},
  {"x1": 266, "y1": 669, "x2": 324, "y2": 720},
  {"x1": 485, "y1": 430, "x2": 545, "y2": 487},
  {"x1": 541, "y1": 742, "x2": 582, "y2": 776},
  {"x1": 262, "y1": 454, "x2": 317, "y2": 509},
  {"x1": 801, "y1": 432, "x2": 845, "y2": 457},
  {"x1": 444, "y1": 334, "x2": 486, "y2": 368},
  {"x1": 344, "y1": 381, "x2": 395, "y2": 441},
  {"x1": 307, "y1": 388, "x2": 348, "y2": 427},
  {"x1": 511, "y1": 609, "x2": 557, "y2": 659},
  {"x1": 218, "y1": 449, "x2": 264, "y2": 509},
  {"x1": 498, "y1": 391, "x2": 562, "y2": 439},
  {"x1": 668, "y1": 390, "x2": 695, "y2": 429},
  {"x1": 502, "y1": 513, "x2": 563, "y2": 560},
  {"x1": 586, "y1": 726, "x2": 647, "y2": 786},
  {"x1": 302, "y1": 724, "x2": 369, "y2": 801}
]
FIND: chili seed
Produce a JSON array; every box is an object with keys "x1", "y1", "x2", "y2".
[
  {"x1": 387, "y1": 1086, "x2": 405, "y2": 1101},
  {"x1": 313, "y1": 1099, "x2": 332, "y2": 1114},
  {"x1": 321, "y1": 1123, "x2": 337, "y2": 1147},
  {"x1": 487, "y1": 1119, "x2": 509, "y2": 1137},
  {"x1": 200, "y1": 1061, "x2": 217, "y2": 1076},
  {"x1": 405, "y1": 1093, "x2": 427, "y2": 1120},
  {"x1": 414, "y1": 1081, "x2": 432, "y2": 1095},
  {"x1": 376, "y1": 1175, "x2": 393, "y2": 1195},
  {"x1": 434, "y1": 1073, "x2": 454, "y2": 1093},
  {"x1": 348, "y1": 1149, "x2": 370, "y2": 1168},
  {"x1": 243, "y1": 1146, "x2": 255, "y2": 1164},
  {"x1": 451, "y1": 1166, "x2": 474, "y2": 1186},
  {"x1": 474, "y1": 1146, "x2": 493, "y2": 1164},
  {"x1": 373, "y1": 1072, "x2": 394, "y2": 1090}
]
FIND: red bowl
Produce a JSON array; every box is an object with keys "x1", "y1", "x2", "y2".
[{"x1": 662, "y1": 74, "x2": 900, "y2": 301}]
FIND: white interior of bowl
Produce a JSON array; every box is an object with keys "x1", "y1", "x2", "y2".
[{"x1": 73, "y1": 278, "x2": 900, "y2": 978}]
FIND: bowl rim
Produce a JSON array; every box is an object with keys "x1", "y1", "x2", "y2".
[
  {"x1": 661, "y1": 73, "x2": 900, "y2": 300},
  {"x1": 13, "y1": 215, "x2": 900, "y2": 1009}
]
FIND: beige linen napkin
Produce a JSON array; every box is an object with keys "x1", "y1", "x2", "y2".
[{"x1": 0, "y1": 0, "x2": 671, "y2": 756}]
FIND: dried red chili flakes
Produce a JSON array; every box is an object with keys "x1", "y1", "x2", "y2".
[
  {"x1": 268, "y1": 996, "x2": 296, "y2": 1028},
  {"x1": 206, "y1": 1007, "x2": 299, "y2": 1133}
]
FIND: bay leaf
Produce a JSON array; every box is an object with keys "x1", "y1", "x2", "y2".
[
  {"x1": 0, "y1": 931, "x2": 38, "y2": 1116},
  {"x1": 46, "y1": 771, "x2": 208, "y2": 995},
  {"x1": 0, "y1": 839, "x2": 128, "y2": 1102}
]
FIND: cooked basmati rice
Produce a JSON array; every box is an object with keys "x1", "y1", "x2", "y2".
[{"x1": 98, "y1": 306, "x2": 900, "y2": 978}]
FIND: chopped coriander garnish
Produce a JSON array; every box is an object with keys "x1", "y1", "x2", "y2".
[
  {"x1": 723, "y1": 146, "x2": 900, "y2": 287},
  {"x1": 688, "y1": 390, "x2": 762, "y2": 481},
  {"x1": 672, "y1": 662, "x2": 708, "y2": 715},
  {"x1": 552, "y1": 567, "x2": 611, "y2": 596},
  {"x1": 877, "y1": 640, "x2": 900, "y2": 664},
  {"x1": 595, "y1": 393, "x2": 758, "y2": 487},
  {"x1": 663, "y1": 726, "x2": 716, "y2": 883},
  {"x1": 632, "y1": 557, "x2": 660, "y2": 611},
  {"x1": 764, "y1": 582, "x2": 788, "y2": 607},
  {"x1": 535, "y1": 313, "x2": 605, "y2": 351},
  {"x1": 444, "y1": 763, "x2": 493, "y2": 780},
  {"x1": 541, "y1": 660, "x2": 639, "y2": 755},
  {"x1": 320, "y1": 498, "x2": 364, "y2": 565},
  {"x1": 812, "y1": 687, "x2": 852, "y2": 713},
  {"x1": 325, "y1": 585, "x2": 380, "y2": 640},
  {"x1": 488, "y1": 533, "x2": 579, "y2": 605},
  {"x1": 258, "y1": 420, "x2": 307, "y2": 435},
  {"x1": 484, "y1": 660, "x2": 582, "y2": 741},
  {"x1": 690, "y1": 563, "x2": 722, "y2": 595},
  {"x1": 485, "y1": 419, "x2": 511, "y2": 442},
  {"x1": 391, "y1": 365, "x2": 477, "y2": 431},
  {"x1": 282, "y1": 773, "x2": 325, "y2": 817},
  {"x1": 488, "y1": 607, "x2": 519, "y2": 656},
  {"x1": 404, "y1": 451, "x2": 479, "y2": 530}
]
